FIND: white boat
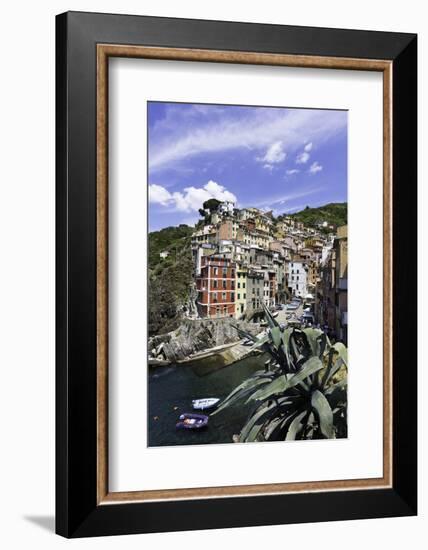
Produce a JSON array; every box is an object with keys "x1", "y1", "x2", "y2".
[{"x1": 192, "y1": 398, "x2": 220, "y2": 411}]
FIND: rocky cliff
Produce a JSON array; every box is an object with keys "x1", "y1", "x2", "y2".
[{"x1": 148, "y1": 318, "x2": 262, "y2": 363}]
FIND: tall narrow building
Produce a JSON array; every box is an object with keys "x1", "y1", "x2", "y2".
[{"x1": 195, "y1": 255, "x2": 236, "y2": 318}]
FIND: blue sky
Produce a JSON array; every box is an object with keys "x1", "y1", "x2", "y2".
[{"x1": 148, "y1": 102, "x2": 347, "y2": 231}]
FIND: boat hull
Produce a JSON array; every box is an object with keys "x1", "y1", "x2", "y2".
[{"x1": 176, "y1": 413, "x2": 209, "y2": 430}]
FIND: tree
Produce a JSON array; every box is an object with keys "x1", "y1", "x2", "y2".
[{"x1": 202, "y1": 198, "x2": 221, "y2": 212}]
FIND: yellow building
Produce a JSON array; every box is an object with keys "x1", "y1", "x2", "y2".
[
  {"x1": 235, "y1": 265, "x2": 248, "y2": 318},
  {"x1": 255, "y1": 231, "x2": 271, "y2": 249},
  {"x1": 254, "y1": 214, "x2": 272, "y2": 234}
]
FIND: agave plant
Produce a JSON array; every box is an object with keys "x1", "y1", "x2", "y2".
[{"x1": 211, "y1": 304, "x2": 347, "y2": 442}]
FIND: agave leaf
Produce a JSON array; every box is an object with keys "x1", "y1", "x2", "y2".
[
  {"x1": 311, "y1": 389, "x2": 335, "y2": 439},
  {"x1": 324, "y1": 360, "x2": 346, "y2": 386},
  {"x1": 211, "y1": 375, "x2": 272, "y2": 416},
  {"x1": 262, "y1": 302, "x2": 280, "y2": 329},
  {"x1": 269, "y1": 326, "x2": 282, "y2": 349},
  {"x1": 325, "y1": 375, "x2": 347, "y2": 395},
  {"x1": 285, "y1": 410, "x2": 308, "y2": 440},
  {"x1": 288, "y1": 356, "x2": 324, "y2": 390},
  {"x1": 303, "y1": 411, "x2": 316, "y2": 439},
  {"x1": 289, "y1": 331, "x2": 302, "y2": 365},
  {"x1": 239, "y1": 401, "x2": 277, "y2": 442},
  {"x1": 248, "y1": 356, "x2": 324, "y2": 403},
  {"x1": 320, "y1": 345, "x2": 348, "y2": 388},
  {"x1": 244, "y1": 397, "x2": 299, "y2": 442},
  {"x1": 332, "y1": 342, "x2": 348, "y2": 366},
  {"x1": 301, "y1": 328, "x2": 321, "y2": 357},
  {"x1": 274, "y1": 409, "x2": 303, "y2": 441},
  {"x1": 246, "y1": 375, "x2": 289, "y2": 403},
  {"x1": 325, "y1": 376, "x2": 347, "y2": 410},
  {"x1": 281, "y1": 329, "x2": 296, "y2": 372},
  {"x1": 303, "y1": 328, "x2": 329, "y2": 358},
  {"x1": 247, "y1": 333, "x2": 270, "y2": 353},
  {"x1": 263, "y1": 414, "x2": 287, "y2": 441}
]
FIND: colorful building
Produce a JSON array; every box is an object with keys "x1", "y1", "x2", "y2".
[
  {"x1": 195, "y1": 255, "x2": 236, "y2": 318},
  {"x1": 235, "y1": 264, "x2": 248, "y2": 318},
  {"x1": 246, "y1": 270, "x2": 264, "y2": 312},
  {"x1": 288, "y1": 259, "x2": 308, "y2": 298}
]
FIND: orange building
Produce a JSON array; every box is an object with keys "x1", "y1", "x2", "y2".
[{"x1": 196, "y1": 255, "x2": 236, "y2": 318}]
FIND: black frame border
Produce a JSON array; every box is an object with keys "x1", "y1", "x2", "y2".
[{"x1": 56, "y1": 11, "x2": 417, "y2": 537}]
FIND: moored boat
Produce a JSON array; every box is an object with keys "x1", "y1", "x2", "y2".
[
  {"x1": 176, "y1": 413, "x2": 209, "y2": 430},
  {"x1": 192, "y1": 397, "x2": 220, "y2": 410}
]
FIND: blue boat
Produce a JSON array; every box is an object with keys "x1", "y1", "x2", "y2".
[{"x1": 176, "y1": 413, "x2": 209, "y2": 430}]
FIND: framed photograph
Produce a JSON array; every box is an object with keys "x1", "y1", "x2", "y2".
[{"x1": 56, "y1": 11, "x2": 417, "y2": 537}]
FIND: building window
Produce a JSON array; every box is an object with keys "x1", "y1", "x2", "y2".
[
  {"x1": 243, "y1": 283, "x2": 245, "y2": 289},
  {"x1": 231, "y1": 292, "x2": 235, "y2": 301},
  {"x1": 213, "y1": 280, "x2": 218, "y2": 289},
  {"x1": 213, "y1": 267, "x2": 218, "y2": 276},
  {"x1": 213, "y1": 292, "x2": 217, "y2": 302},
  {"x1": 222, "y1": 267, "x2": 227, "y2": 276},
  {"x1": 243, "y1": 293, "x2": 246, "y2": 299},
  {"x1": 222, "y1": 292, "x2": 227, "y2": 300},
  {"x1": 238, "y1": 282, "x2": 241, "y2": 289},
  {"x1": 238, "y1": 293, "x2": 240, "y2": 300},
  {"x1": 222, "y1": 280, "x2": 227, "y2": 289},
  {"x1": 231, "y1": 269, "x2": 235, "y2": 277}
]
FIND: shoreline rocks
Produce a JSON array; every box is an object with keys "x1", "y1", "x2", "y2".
[{"x1": 148, "y1": 317, "x2": 262, "y2": 364}]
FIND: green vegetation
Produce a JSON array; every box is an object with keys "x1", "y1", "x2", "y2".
[
  {"x1": 148, "y1": 224, "x2": 193, "y2": 269},
  {"x1": 279, "y1": 202, "x2": 347, "y2": 229},
  {"x1": 198, "y1": 198, "x2": 222, "y2": 221},
  {"x1": 212, "y1": 304, "x2": 347, "y2": 441},
  {"x1": 148, "y1": 225, "x2": 194, "y2": 336}
]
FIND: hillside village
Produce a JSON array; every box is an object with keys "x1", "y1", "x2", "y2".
[{"x1": 157, "y1": 200, "x2": 348, "y2": 345}]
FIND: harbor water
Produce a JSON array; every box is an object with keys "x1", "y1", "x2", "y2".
[{"x1": 148, "y1": 354, "x2": 268, "y2": 447}]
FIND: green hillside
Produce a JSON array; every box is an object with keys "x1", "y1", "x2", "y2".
[
  {"x1": 148, "y1": 224, "x2": 193, "y2": 269},
  {"x1": 280, "y1": 202, "x2": 347, "y2": 228},
  {"x1": 148, "y1": 224, "x2": 194, "y2": 336}
]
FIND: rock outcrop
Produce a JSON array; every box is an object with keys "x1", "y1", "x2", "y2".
[{"x1": 148, "y1": 318, "x2": 262, "y2": 363}]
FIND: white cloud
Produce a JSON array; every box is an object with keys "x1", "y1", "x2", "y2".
[
  {"x1": 149, "y1": 107, "x2": 346, "y2": 172},
  {"x1": 296, "y1": 151, "x2": 310, "y2": 164},
  {"x1": 246, "y1": 187, "x2": 321, "y2": 209},
  {"x1": 148, "y1": 183, "x2": 173, "y2": 206},
  {"x1": 304, "y1": 142, "x2": 313, "y2": 152},
  {"x1": 204, "y1": 180, "x2": 237, "y2": 202},
  {"x1": 148, "y1": 180, "x2": 237, "y2": 212},
  {"x1": 286, "y1": 169, "x2": 300, "y2": 175},
  {"x1": 257, "y1": 141, "x2": 286, "y2": 168},
  {"x1": 309, "y1": 161, "x2": 323, "y2": 174}
]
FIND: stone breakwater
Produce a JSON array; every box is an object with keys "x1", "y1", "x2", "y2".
[{"x1": 148, "y1": 317, "x2": 262, "y2": 364}]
